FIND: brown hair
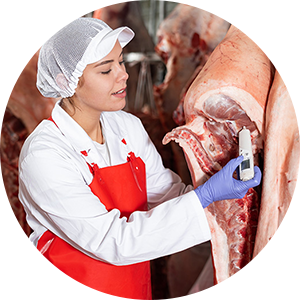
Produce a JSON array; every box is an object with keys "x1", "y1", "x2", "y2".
[{"x1": 59, "y1": 75, "x2": 85, "y2": 115}]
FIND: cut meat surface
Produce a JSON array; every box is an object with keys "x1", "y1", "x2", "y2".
[
  {"x1": 154, "y1": 3, "x2": 230, "y2": 131},
  {"x1": 163, "y1": 25, "x2": 273, "y2": 284},
  {"x1": 206, "y1": 189, "x2": 259, "y2": 281}
]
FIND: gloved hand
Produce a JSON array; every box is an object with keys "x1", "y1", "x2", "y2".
[{"x1": 195, "y1": 156, "x2": 262, "y2": 209}]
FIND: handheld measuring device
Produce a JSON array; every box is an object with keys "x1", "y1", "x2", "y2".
[{"x1": 238, "y1": 126, "x2": 254, "y2": 181}]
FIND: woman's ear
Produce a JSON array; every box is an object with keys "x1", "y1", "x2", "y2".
[{"x1": 56, "y1": 73, "x2": 69, "y2": 90}]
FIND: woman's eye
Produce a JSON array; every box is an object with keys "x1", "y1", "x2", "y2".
[
  {"x1": 119, "y1": 59, "x2": 125, "y2": 65},
  {"x1": 101, "y1": 69, "x2": 111, "y2": 75}
]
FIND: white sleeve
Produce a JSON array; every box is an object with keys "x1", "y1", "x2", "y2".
[
  {"x1": 131, "y1": 117, "x2": 194, "y2": 208},
  {"x1": 19, "y1": 146, "x2": 211, "y2": 266}
]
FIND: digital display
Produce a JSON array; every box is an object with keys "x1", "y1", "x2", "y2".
[{"x1": 241, "y1": 159, "x2": 250, "y2": 170}]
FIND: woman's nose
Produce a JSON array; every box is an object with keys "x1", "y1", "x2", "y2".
[{"x1": 117, "y1": 65, "x2": 129, "y2": 82}]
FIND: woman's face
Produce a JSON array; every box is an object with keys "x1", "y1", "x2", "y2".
[{"x1": 72, "y1": 41, "x2": 129, "y2": 114}]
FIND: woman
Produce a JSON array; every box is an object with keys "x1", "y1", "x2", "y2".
[{"x1": 18, "y1": 18, "x2": 261, "y2": 299}]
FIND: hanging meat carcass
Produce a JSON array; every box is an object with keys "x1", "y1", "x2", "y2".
[
  {"x1": 163, "y1": 25, "x2": 274, "y2": 283},
  {"x1": 247, "y1": 0, "x2": 300, "y2": 300},
  {"x1": 155, "y1": 3, "x2": 230, "y2": 131},
  {"x1": 0, "y1": 0, "x2": 54, "y2": 300},
  {"x1": 154, "y1": 0, "x2": 234, "y2": 195}
]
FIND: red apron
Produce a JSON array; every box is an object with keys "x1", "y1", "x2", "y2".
[{"x1": 37, "y1": 132, "x2": 152, "y2": 299}]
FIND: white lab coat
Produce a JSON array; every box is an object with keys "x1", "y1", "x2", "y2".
[{"x1": 18, "y1": 101, "x2": 211, "y2": 266}]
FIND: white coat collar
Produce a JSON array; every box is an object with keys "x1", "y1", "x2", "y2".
[
  {"x1": 51, "y1": 101, "x2": 130, "y2": 168},
  {"x1": 100, "y1": 111, "x2": 129, "y2": 165}
]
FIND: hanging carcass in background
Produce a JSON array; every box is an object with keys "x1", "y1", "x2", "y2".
[
  {"x1": 153, "y1": 4, "x2": 230, "y2": 297},
  {"x1": 155, "y1": 3, "x2": 230, "y2": 131},
  {"x1": 163, "y1": 25, "x2": 275, "y2": 284},
  {"x1": 0, "y1": 0, "x2": 54, "y2": 300},
  {"x1": 155, "y1": 4, "x2": 257, "y2": 293},
  {"x1": 247, "y1": 0, "x2": 300, "y2": 300},
  {"x1": 173, "y1": 1, "x2": 278, "y2": 125},
  {"x1": 155, "y1": 3, "x2": 230, "y2": 187}
]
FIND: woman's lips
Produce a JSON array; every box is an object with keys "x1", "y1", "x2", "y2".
[{"x1": 112, "y1": 87, "x2": 127, "y2": 98}]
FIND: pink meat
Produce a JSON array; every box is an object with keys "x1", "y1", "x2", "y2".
[
  {"x1": 0, "y1": 0, "x2": 54, "y2": 300},
  {"x1": 247, "y1": 0, "x2": 300, "y2": 300},
  {"x1": 154, "y1": 4, "x2": 231, "y2": 192},
  {"x1": 155, "y1": 3, "x2": 230, "y2": 131},
  {"x1": 163, "y1": 25, "x2": 273, "y2": 283}
]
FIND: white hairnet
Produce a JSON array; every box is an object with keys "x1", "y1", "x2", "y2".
[{"x1": 37, "y1": 17, "x2": 135, "y2": 98}]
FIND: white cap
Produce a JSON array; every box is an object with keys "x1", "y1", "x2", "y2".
[{"x1": 37, "y1": 18, "x2": 135, "y2": 98}]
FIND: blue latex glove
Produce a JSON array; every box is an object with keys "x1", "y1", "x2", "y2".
[{"x1": 195, "y1": 156, "x2": 262, "y2": 209}]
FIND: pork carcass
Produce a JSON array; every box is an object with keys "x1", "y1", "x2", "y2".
[
  {"x1": 155, "y1": 3, "x2": 231, "y2": 197},
  {"x1": 173, "y1": 1, "x2": 278, "y2": 126},
  {"x1": 163, "y1": 25, "x2": 274, "y2": 284},
  {"x1": 0, "y1": 0, "x2": 54, "y2": 300},
  {"x1": 155, "y1": 3, "x2": 230, "y2": 131},
  {"x1": 247, "y1": 0, "x2": 300, "y2": 300}
]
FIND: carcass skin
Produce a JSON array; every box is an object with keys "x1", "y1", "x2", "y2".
[
  {"x1": 155, "y1": 3, "x2": 230, "y2": 202},
  {"x1": 163, "y1": 25, "x2": 273, "y2": 284},
  {"x1": 173, "y1": 1, "x2": 278, "y2": 126},
  {"x1": 0, "y1": 0, "x2": 54, "y2": 300},
  {"x1": 247, "y1": 0, "x2": 300, "y2": 300},
  {"x1": 164, "y1": 25, "x2": 273, "y2": 185},
  {"x1": 155, "y1": 4, "x2": 230, "y2": 131}
]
